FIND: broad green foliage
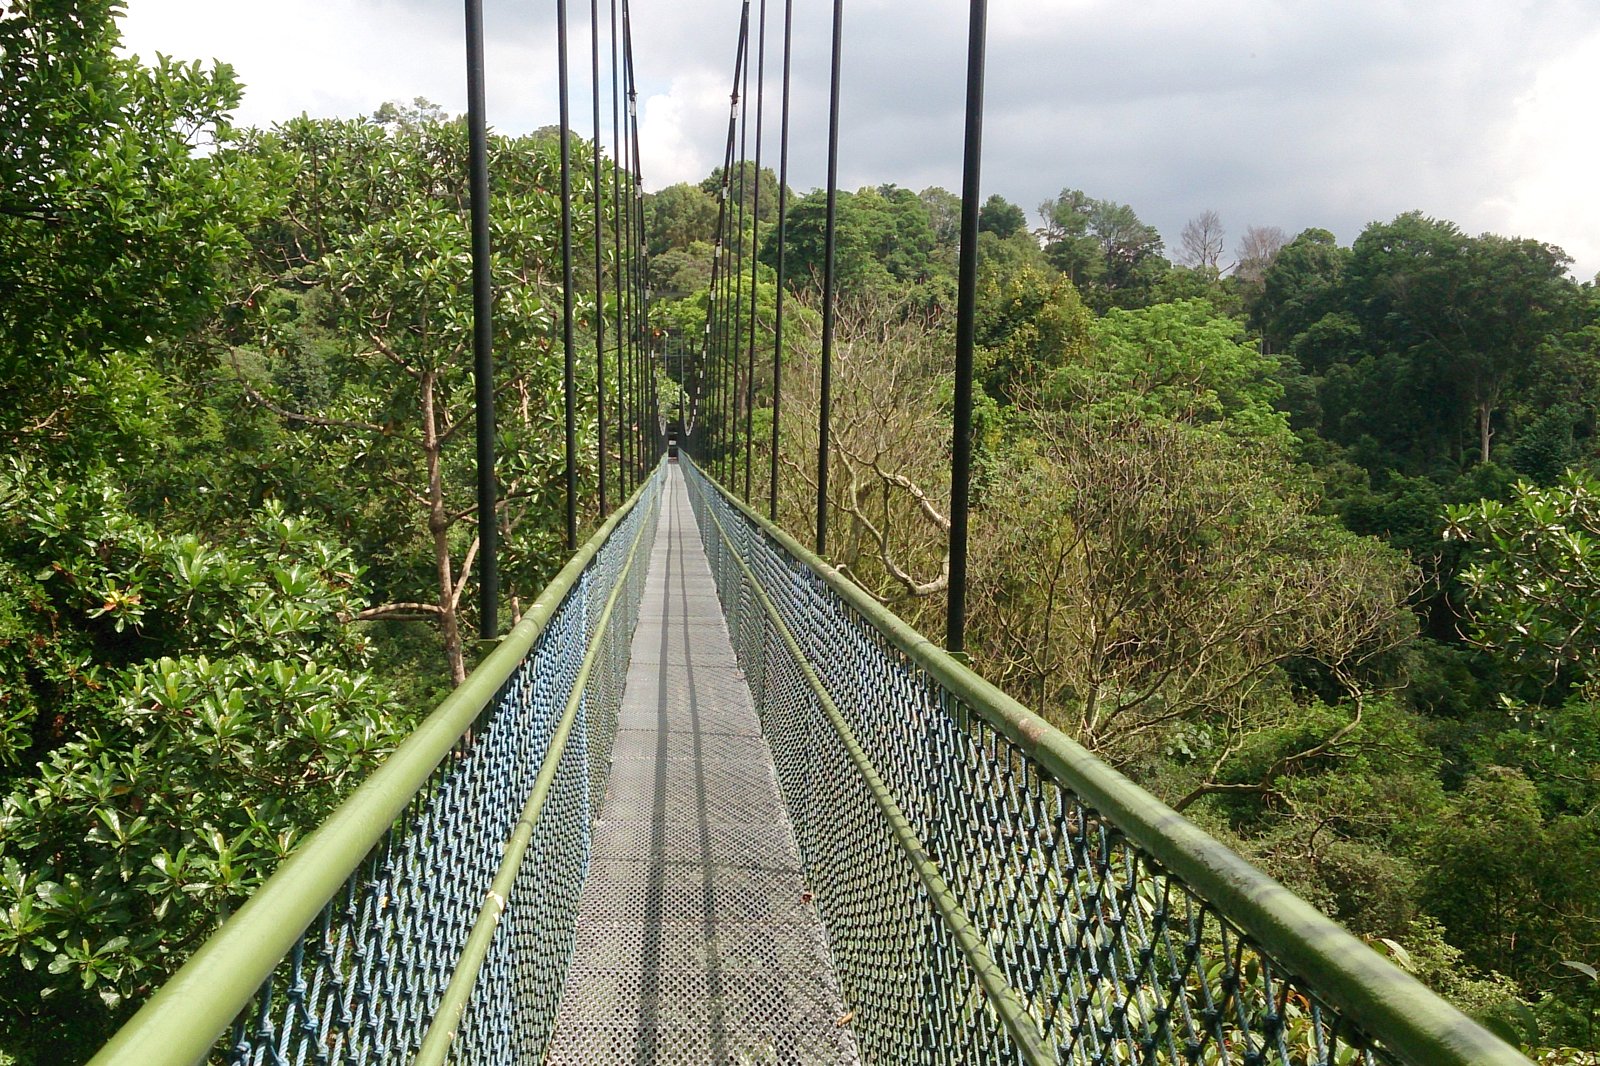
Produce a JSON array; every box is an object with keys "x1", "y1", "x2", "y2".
[
  {"x1": 1264, "y1": 215, "x2": 1585, "y2": 477},
  {"x1": 1446, "y1": 472, "x2": 1600, "y2": 697},
  {"x1": 975, "y1": 266, "x2": 1093, "y2": 402},
  {"x1": 0, "y1": 466, "x2": 405, "y2": 1054},
  {"x1": 762, "y1": 184, "x2": 941, "y2": 298},
  {"x1": 646, "y1": 183, "x2": 719, "y2": 255},
  {"x1": 973, "y1": 411, "x2": 1414, "y2": 765},
  {"x1": 1073, "y1": 299, "x2": 1289, "y2": 442},
  {"x1": 0, "y1": 0, "x2": 265, "y2": 466},
  {"x1": 698, "y1": 161, "x2": 783, "y2": 225},
  {"x1": 1419, "y1": 770, "x2": 1600, "y2": 991}
]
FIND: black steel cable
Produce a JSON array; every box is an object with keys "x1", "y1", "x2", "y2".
[
  {"x1": 609, "y1": 0, "x2": 628, "y2": 496},
  {"x1": 557, "y1": 0, "x2": 579, "y2": 552},
  {"x1": 623, "y1": 7, "x2": 648, "y2": 475},
  {"x1": 703, "y1": 5, "x2": 749, "y2": 476},
  {"x1": 623, "y1": 0, "x2": 649, "y2": 476},
  {"x1": 744, "y1": 0, "x2": 766, "y2": 503},
  {"x1": 730, "y1": 37, "x2": 750, "y2": 487},
  {"x1": 617, "y1": 12, "x2": 636, "y2": 495},
  {"x1": 816, "y1": 0, "x2": 843, "y2": 554},
  {"x1": 590, "y1": 0, "x2": 608, "y2": 516},
  {"x1": 948, "y1": 0, "x2": 989, "y2": 654},
  {"x1": 464, "y1": 0, "x2": 499, "y2": 637},
  {"x1": 769, "y1": 0, "x2": 792, "y2": 522}
]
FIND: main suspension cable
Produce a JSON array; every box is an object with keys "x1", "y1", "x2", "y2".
[
  {"x1": 730, "y1": 32, "x2": 750, "y2": 487},
  {"x1": 609, "y1": 0, "x2": 628, "y2": 496},
  {"x1": 703, "y1": 4, "x2": 750, "y2": 477}
]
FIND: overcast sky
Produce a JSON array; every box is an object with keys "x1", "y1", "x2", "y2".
[{"x1": 119, "y1": 0, "x2": 1600, "y2": 280}]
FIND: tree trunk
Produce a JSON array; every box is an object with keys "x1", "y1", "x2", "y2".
[
  {"x1": 1479, "y1": 398, "x2": 1494, "y2": 466},
  {"x1": 422, "y1": 370, "x2": 468, "y2": 685}
]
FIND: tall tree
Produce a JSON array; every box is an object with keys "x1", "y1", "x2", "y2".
[
  {"x1": 977, "y1": 194, "x2": 1027, "y2": 239},
  {"x1": 1037, "y1": 187, "x2": 1168, "y2": 308},
  {"x1": 231, "y1": 116, "x2": 601, "y2": 684},
  {"x1": 1346, "y1": 214, "x2": 1577, "y2": 465},
  {"x1": 0, "y1": 0, "x2": 263, "y2": 467},
  {"x1": 1179, "y1": 209, "x2": 1226, "y2": 273},
  {"x1": 1233, "y1": 224, "x2": 1289, "y2": 286}
]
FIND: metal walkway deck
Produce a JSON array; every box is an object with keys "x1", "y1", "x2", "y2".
[{"x1": 547, "y1": 465, "x2": 861, "y2": 1064}]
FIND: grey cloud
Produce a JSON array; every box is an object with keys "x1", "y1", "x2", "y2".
[{"x1": 121, "y1": 0, "x2": 1600, "y2": 274}]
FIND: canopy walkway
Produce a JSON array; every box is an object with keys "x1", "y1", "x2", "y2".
[{"x1": 91, "y1": 459, "x2": 1528, "y2": 1066}]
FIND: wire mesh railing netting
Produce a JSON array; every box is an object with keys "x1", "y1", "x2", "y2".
[
  {"x1": 681, "y1": 458, "x2": 1389, "y2": 1066},
  {"x1": 222, "y1": 471, "x2": 661, "y2": 1066}
]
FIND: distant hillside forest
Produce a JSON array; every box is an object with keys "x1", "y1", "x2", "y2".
[{"x1": 2, "y1": 5, "x2": 1598, "y2": 1063}]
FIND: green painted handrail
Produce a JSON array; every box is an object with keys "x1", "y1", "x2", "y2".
[
  {"x1": 411, "y1": 486, "x2": 657, "y2": 1064},
  {"x1": 686, "y1": 456, "x2": 1531, "y2": 1066},
  {"x1": 90, "y1": 467, "x2": 661, "y2": 1066}
]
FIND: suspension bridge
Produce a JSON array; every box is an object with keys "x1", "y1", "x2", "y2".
[{"x1": 84, "y1": 0, "x2": 1535, "y2": 1063}]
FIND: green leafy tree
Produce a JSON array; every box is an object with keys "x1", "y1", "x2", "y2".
[
  {"x1": 1038, "y1": 187, "x2": 1169, "y2": 308},
  {"x1": 968, "y1": 298, "x2": 1414, "y2": 772},
  {"x1": 1254, "y1": 227, "x2": 1352, "y2": 361},
  {"x1": 0, "y1": 0, "x2": 265, "y2": 467},
  {"x1": 228, "y1": 115, "x2": 603, "y2": 684},
  {"x1": 977, "y1": 194, "x2": 1026, "y2": 238},
  {"x1": 974, "y1": 266, "x2": 1092, "y2": 404},
  {"x1": 646, "y1": 181, "x2": 719, "y2": 255},
  {"x1": 918, "y1": 185, "x2": 962, "y2": 248},
  {"x1": 764, "y1": 185, "x2": 941, "y2": 297},
  {"x1": 1345, "y1": 214, "x2": 1578, "y2": 467},
  {"x1": 698, "y1": 161, "x2": 782, "y2": 226},
  {"x1": 1446, "y1": 471, "x2": 1600, "y2": 698},
  {"x1": 0, "y1": 466, "x2": 407, "y2": 1059},
  {"x1": 1420, "y1": 770, "x2": 1600, "y2": 992}
]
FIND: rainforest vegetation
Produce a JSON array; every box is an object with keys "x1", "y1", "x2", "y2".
[{"x1": 3, "y1": 3, "x2": 1598, "y2": 1062}]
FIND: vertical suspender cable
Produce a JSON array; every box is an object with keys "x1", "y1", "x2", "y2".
[
  {"x1": 704, "y1": 5, "x2": 749, "y2": 472},
  {"x1": 590, "y1": 0, "x2": 608, "y2": 516},
  {"x1": 463, "y1": 0, "x2": 499, "y2": 639},
  {"x1": 743, "y1": 0, "x2": 766, "y2": 503},
  {"x1": 947, "y1": 0, "x2": 988, "y2": 655},
  {"x1": 609, "y1": 0, "x2": 627, "y2": 496},
  {"x1": 768, "y1": 0, "x2": 792, "y2": 522},
  {"x1": 730, "y1": 38, "x2": 749, "y2": 489},
  {"x1": 623, "y1": 7, "x2": 647, "y2": 473},
  {"x1": 557, "y1": 0, "x2": 579, "y2": 552},
  {"x1": 815, "y1": 0, "x2": 844, "y2": 555},
  {"x1": 617, "y1": 59, "x2": 633, "y2": 497},
  {"x1": 623, "y1": 1, "x2": 648, "y2": 477},
  {"x1": 715, "y1": 167, "x2": 732, "y2": 471},
  {"x1": 629, "y1": 79, "x2": 648, "y2": 470}
]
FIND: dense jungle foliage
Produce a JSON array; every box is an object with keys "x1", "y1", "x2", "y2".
[{"x1": 2, "y1": 3, "x2": 1598, "y2": 1061}]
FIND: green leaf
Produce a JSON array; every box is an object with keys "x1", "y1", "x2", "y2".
[{"x1": 1561, "y1": 959, "x2": 1598, "y2": 981}]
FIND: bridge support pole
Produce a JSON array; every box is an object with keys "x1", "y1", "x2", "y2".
[
  {"x1": 465, "y1": 0, "x2": 499, "y2": 639},
  {"x1": 947, "y1": 0, "x2": 987, "y2": 656}
]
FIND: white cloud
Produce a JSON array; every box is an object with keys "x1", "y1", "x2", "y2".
[
  {"x1": 1489, "y1": 30, "x2": 1600, "y2": 279},
  {"x1": 638, "y1": 70, "x2": 729, "y2": 189},
  {"x1": 117, "y1": 0, "x2": 560, "y2": 133},
  {"x1": 116, "y1": 0, "x2": 1600, "y2": 278}
]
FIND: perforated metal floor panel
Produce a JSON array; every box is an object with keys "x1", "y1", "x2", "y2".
[{"x1": 547, "y1": 466, "x2": 861, "y2": 1065}]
